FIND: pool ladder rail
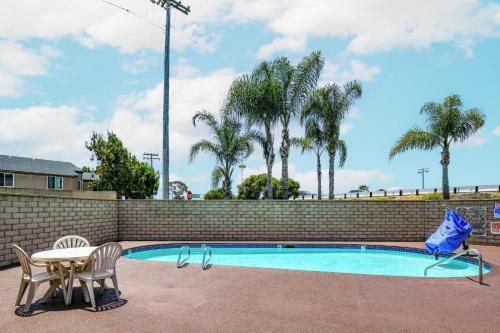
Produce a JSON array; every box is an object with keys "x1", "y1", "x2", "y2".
[
  {"x1": 176, "y1": 245, "x2": 212, "y2": 270},
  {"x1": 424, "y1": 248, "x2": 483, "y2": 284}
]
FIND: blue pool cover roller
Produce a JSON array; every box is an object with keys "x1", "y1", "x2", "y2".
[{"x1": 425, "y1": 209, "x2": 472, "y2": 255}]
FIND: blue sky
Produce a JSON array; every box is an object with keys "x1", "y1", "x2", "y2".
[{"x1": 0, "y1": 0, "x2": 499, "y2": 196}]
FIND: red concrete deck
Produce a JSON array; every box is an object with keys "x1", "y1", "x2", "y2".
[{"x1": 1, "y1": 241, "x2": 499, "y2": 333}]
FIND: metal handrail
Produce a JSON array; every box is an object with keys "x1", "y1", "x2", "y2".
[
  {"x1": 201, "y1": 245, "x2": 212, "y2": 270},
  {"x1": 176, "y1": 246, "x2": 191, "y2": 268},
  {"x1": 424, "y1": 248, "x2": 483, "y2": 284}
]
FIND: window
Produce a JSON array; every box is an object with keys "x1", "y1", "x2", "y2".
[
  {"x1": 47, "y1": 176, "x2": 63, "y2": 190},
  {"x1": 0, "y1": 173, "x2": 14, "y2": 187}
]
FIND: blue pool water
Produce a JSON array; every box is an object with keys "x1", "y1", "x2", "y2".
[{"x1": 124, "y1": 244, "x2": 491, "y2": 278}]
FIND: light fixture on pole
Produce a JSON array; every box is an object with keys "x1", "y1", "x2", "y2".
[{"x1": 239, "y1": 164, "x2": 246, "y2": 184}]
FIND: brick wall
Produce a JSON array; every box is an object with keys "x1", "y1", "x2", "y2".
[
  {"x1": 119, "y1": 200, "x2": 500, "y2": 245},
  {"x1": 0, "y1": 194, "x2": 118, "y2": 267},
  {"x1": 1, "y1": 193, "x2": 499, "y2": 267}
]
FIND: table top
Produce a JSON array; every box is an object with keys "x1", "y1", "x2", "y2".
[{"x1": 32, "y1": 246, "x2": 97, "y2": 262}]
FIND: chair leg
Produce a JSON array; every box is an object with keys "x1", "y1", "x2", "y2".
[
  {"x1": 24, "y1": 283, "x2": 39, "y2": 312},
  {"x1": 111, "y1": 275, "x2": 120, "y2": 298},
  {"x1": 80, "y1": 280, "x2": 90, "y2": 303},
  {"x1": 15, "y1": 281, "x2": 28, "y2": 306},
  {"x1": 98, "y1": 279, "x2": 106, "y2": 295},
  {"x1": 86, "y1": 280, "x2": 96, "y2": 309}
]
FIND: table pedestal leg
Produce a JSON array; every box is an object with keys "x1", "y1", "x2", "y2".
[{"x1": 66, "y1": 262, "x2": 75, "y2": 305}]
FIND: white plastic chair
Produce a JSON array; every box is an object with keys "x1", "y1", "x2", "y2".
[
  {"x1": 12, "y1": 244, "x2": 67, "y2": 312},
  {"x1": 76, "y1": 242, "x2": 122, "y2": 309},
  {"x1": 53, "y1": 235, "x2": 90, "y2": 249}
]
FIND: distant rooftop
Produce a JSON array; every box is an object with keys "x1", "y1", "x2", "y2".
[{"x1": 0, "y1": 155, "x2": 81, "y2": 176}]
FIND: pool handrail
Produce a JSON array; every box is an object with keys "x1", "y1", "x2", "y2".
[
  {"x1": 201, "y1": 245, "x2": 212, "y2": 270},
  {"x1": 176, "y1": 245, "x2": 191, "y2": 268},
  {"x1": 424, "y1": 248, "x2": 483, "y2": 284}
]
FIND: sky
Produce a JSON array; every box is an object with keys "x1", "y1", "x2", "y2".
[{"x1": 0, "y1": 0, "x2": 499, "y2": 197}]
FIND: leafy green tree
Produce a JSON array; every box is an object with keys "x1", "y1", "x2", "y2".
[
  {"x1": 302, "y1": 81, "x2": 362, "y2": 199},
  {"x1": 86, "y1": 131, "x2": 159, "y2": 199},
  {"x1": 169, "y1": 181, "x2": 188, "y2": 199},
  {"x1": 274, "y1": 51, "x2": 324, "y2": 199},
  {"x1": 228, "y1": 60, "x2": 283, "y2": 199},
  {"x1": 237, "y1": 174, "x2": 300, "y2": 200},
  {"x1": 204, "y1": 188, "x2": 226, "y2": 200},
  {"x1": 81, "y1": 166, "x2": 93, "y2": 172},
  {"x1": 292, "y1": 118, "x2": 327, "y2": 200},
  {"x1": 358, "y1": 185, "x2": 369, "y2": 192},
  {"x1": 389, "y1": 94, "x2": 485, "y2": 200},
  {"x1": 190, "y1": 110, "x2": 259, "y2": 200}
]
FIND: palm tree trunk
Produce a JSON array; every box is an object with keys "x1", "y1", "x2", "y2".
[
  {"x1": 316, "y1": 153, "x2": 322, "y2": 200},
  {"x1": 265, "y1": 124, "x2": 274, "y2": 199},
  {"x1": 328, "y1": 151, "x2": 335, "y2": 200},
  {"x1": 223, "y1": 176, "x2": 232, "y2": 200},
  {"x1": 280, "y1": 127, "x2": 290, "y2": 200},
  {"x1": 441, "y1": 146, "x2": 450, "y2": 200}
]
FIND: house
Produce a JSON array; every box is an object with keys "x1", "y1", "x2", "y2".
[
  {"x1": 0, "y1": 155, "x2": 83, "y2": 191},
  {"x1": 82, "y1": 172, "x2": 98, "y2": 190}
]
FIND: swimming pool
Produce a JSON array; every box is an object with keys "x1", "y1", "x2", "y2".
[{"x1": 123, "y1": 244, "x2": 491, "y2": 278}]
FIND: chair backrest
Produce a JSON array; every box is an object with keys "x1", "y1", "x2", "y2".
[
  {"x1": 53, "y1": 235, "x2": 90, "y2": 249},
  {"x1": 12, "y1": 244, "x2": 32, "y2": 279},
  {"x1": 86, "y1": 243, "x2": 122, "y2": 278}
]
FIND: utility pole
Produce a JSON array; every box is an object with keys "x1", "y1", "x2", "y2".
[
  {"x1": 417, "y1": 168, "x2": 429, "y2": 189},
  {"x1": 239, "y1": 164, "x2": 246, "y2": 184},
  {"x1": 150, "y1": 0, "x2": 190, "y2": 199},
  {"x1": 143, "y1": 153, "x2": 160, "y2": 168}
]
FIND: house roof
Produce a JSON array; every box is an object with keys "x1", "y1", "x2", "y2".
[{"x1": 0, "y1": 155, "x2": 82, "y2": 176}]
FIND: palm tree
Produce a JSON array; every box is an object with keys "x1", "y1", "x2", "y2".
[
  {"x1": 302, "y1": 81, "x2": 362, "y2": 199},
  {"x1": 389, "y1": 94, "x2": 486, "y2": 200},
  {"x1": 274, "y1": 51, "x2": 324, "y2": 199},
  {"x1": 227, "y1": 61, "x2": 282, "y2": 199},
  {"x1": 292, "y1": 118, "x2": 327, "y2": 199},
  {"x1": 189, "y1": 110, "x2": 259, "y2": 199}
]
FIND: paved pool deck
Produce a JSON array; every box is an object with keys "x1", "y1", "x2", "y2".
[{"x1": 1, "y1": 241, "x2": 499, "y2": 333}]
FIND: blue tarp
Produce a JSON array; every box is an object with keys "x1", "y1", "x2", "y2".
[{"x1": 425, "y1": 209, "x2": 472, "y2": 255}]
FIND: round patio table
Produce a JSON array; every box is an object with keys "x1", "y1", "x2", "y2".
[{"x1": 32, "y1": 247, "x2": 97, "y2": 305}]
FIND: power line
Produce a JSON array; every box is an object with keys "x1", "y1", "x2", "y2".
[
  {"x1": 101, "y1": 0, "x2": 198, "y2": 45},
  {"x1": 143, "y1": 152, "x2": 160, "y2": 168}
]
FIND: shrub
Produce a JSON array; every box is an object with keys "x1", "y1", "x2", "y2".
[
  {"x1": 420, "y1": 192, "x2": 443, "y2": 200},
  {"x1": 204, "y1": 188, "x2": 233, "y2": 200}
]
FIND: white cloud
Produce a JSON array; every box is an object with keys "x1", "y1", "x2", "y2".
[
  {"x1": 174, "y1": 58, "x2": 200, "y2": 78},
  {"x1": 0, "y1": 41, "x2": 54, "y2": 97},
  {"x1": 1, "y1": 1, "x2": 498, "y2": 59},
  {"x1": 0, "y1": 65, "x2": 238, "y2": 168},
  {"x1": 0, "y1": 0, "x2": 219, "y2": 54},
  {"x1": 232, "y1": 0, "x2": 500, "y2": 58},
  {"x1": 0, "y1": 106, "x2": 97, "y2": 165},
  {"x1": 121, "y1": 52, "x2": 156, "y2": 74},
  {"x1": 257, "y1": 35, "x2": 307, "y2": 59},
  {"x1": 492, "y1": 126, "x2": 500, "y2": 136},
  {"x1": 452, "y1": 133, "x2": 488, "y2": 148},
  {"x1": 321, "y1": 60, "x2": 381, "y2": 85}
]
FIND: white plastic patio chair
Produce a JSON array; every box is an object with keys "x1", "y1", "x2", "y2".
[
  {"x1": 76, "y1": 242, "x2": 122, "y2": 309},
  {"x1": 53, "y1": 235, "x2": 90, "y2": 249},
  {"x1": 12, "y1": 244, "x2": 67, "y2": 312}
]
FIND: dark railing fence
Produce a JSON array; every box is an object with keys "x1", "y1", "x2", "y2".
[{"x1": 293, "y1": 184, "x2": 500, "y2": 200}]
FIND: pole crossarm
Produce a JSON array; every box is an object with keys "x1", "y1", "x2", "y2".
[{"x1": 151, "y1": 0, "x2": 190, "y2": 14}]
